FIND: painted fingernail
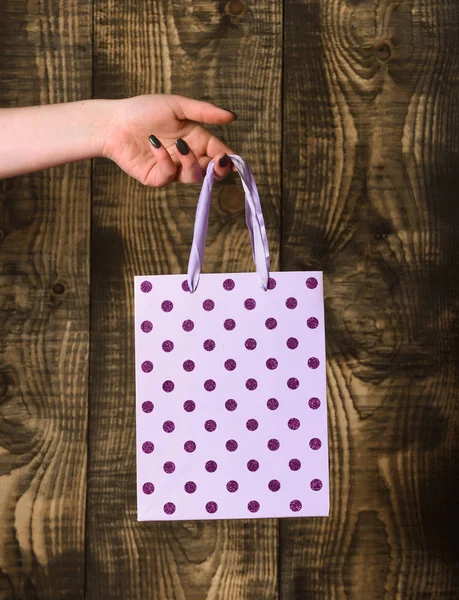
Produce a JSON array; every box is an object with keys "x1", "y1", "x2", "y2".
[
  {"x1": 219, "y1": 154, "x2": 229, "y2": 168},
  {"x1": 176, "y1": 138, "x2": 190, "y2": 155},
  {"x1": 220, "y1": 107, "x2": 238, "y2": 120},
  {"x1": 148, "y1": 135, "x2": 161, "y2": 148}
]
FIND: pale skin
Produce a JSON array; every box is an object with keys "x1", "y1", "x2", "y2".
[{"x1": 0, "y1": 94, "x2": 237, "y2": 184}]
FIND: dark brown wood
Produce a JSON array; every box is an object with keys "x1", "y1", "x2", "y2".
[
  {"x1": 0, "y1": 1, "x2": 92, "y2": 598},
  {"x1": 281, "y1": 0, "x2": 459, "y2": 598}
]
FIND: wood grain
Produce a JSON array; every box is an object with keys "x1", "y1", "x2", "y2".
[
  {"x1": 281, "y1": 0, "x2": 459, "y2": 598},
  {"x1": 87, "y1": 1, "x2": 281, "y2": 598},
  {"x1": 0, "y1": 1, "x2": 91, "y2": 598}
]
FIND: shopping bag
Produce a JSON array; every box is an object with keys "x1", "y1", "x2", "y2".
[{"x1": 134, "y1": 155, "x2": 328, "y2": 521}]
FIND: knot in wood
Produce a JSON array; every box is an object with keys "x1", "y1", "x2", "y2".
[
  {"x1": 226, "y1": 0, "x2": 246, "y2": 17},
  {"x1": 53, "y1": 282, "x2": 66, "y2": 295},
  {"x1": 375, "y1": 43, "x2": 391, "y2": 61}
]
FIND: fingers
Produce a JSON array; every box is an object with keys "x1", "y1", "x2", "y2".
[
  {"x1": 213, "y1": 153, "x2": 233, "y2": 181},
  {"x1": 174, "y1": 95, "x2": 237, "y2": 125},
  {"x1": 175, "y1": 138, "x2": 204, "y2": 184},
  {"x1": 147, "y1": 135, "x2": 177, "y2": 187}
]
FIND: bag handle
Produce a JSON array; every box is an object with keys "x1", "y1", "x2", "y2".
[{"x1": 187, "y1": 155, "x2": 271, "y2": 293}]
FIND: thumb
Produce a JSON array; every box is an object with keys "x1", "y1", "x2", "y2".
[{"x1": 174, "y1": 95, "x2": 237, "y2": 125}]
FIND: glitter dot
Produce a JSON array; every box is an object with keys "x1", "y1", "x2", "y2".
[
  {"x1": 268, "y1": 439, "x2": 280, "y2": 451},
  {"x1": 142, "y1": 401, "x2": 154, "y2": 413},
  {"x1": 142, "y1": 482, "x2": 154, "y2": 494},
  {"x1": 185, "y1": 481, "x2": 197, "y2": 494},
  {"x1": 205, "y1": 460, "x2": 218, "y2": 473},
  {"x1": 247, "y1": 459, "x2": 259, "y2": 472},
  {"x1": 142, "y1": 441, "x2": 154, "y2": 454},
  {"x1": 141, "y1": 320, "x2": 153, "y2": 333},
  {"x1": 225, "y1": 399, "x2": 237, "y2": 411},
  {"x1": 309, "y1": 397, "x2": 321, "y2": 410},
  {"x1": 288, "y1": 418, "x2": 300, "y2": 431},
  {"x1": 286, "y1": 297, "x2": 298, "y2": 309},
  {"x1": 267, "y1": 398, "x2": 279, "y2": 410},
  {"x1": 140, "y1": 281, "x2": 152, "y2": 293},
  {"x1": 203, "y1": 339, "x2": 216, "y2": 352},
  {"x1": 182, "y1": 319, "x2": 194, "y2": 332},
  {"x1": 163, "y1": 461, "x2": 175, "y2": 474},
  {"x1": 244, "y1": 298, "x2": 256, "y2": 310},
  {"x1": 289, "y1": 459, "x2": 301, "y2": 471},
  {"x1": 268, "y1": 479, "x2": 281, "y2": 492},
  {"x1": 306, "y1": 277, "x2": 318, "y2": 289},
  {"x1": 308, "y1": 357, "x2": 320, "y2": 369},
  {"x1": 162, "y1": 300, "x2": 173, "y2": 312},
  {"x1": 205, "y1": 420, "x2": 217, "y2": 432},
  {"x1": 206, "y1": 501, "x2": 218, "y2": 514},
  {"x1": 162, "y1": 340, "x2": 174, "y2": 352},
  {"x1": 309, "y1": 438, "x2": 322, "y2": 450},
  {"x1": 224, "y1": 319, "x2": 236, "y2": 331},
  {"x1": 286, "y1": 337, "x2": 299, "y2": 349},
  {"x1": 226, "y1": 439, "x2": 238, "y2": 452},
  {"x1": 245, "y1": 338, "x2": 257, "y2": 350},
  {"x1": 163, "y1": 380, "x2": 175, "y2": 393},
  {"x1": 287, "y1": 377, "x2": 299, "y2": 390},
  {"x1": 266, "y1": 358, "x2": 278, "y2": 370},
  {"x1": 307, "y1": 317, "x2": 319, "y2": 329},
  {"x1": 163, "y1": 420, "x2": 175, "y2": 433},
  {"x1": 226, "y1": 480, "x2": 239, "y2": 493},
  {"x1": 184, "y1": 440, "x2": 196, "y2": 453},
  {"x1": 245, "y1": 378, "x2": 258, "y2": 391},
  {"x1": 268, "y1": 277, "x2": 277, "y2": 290},
  {"x1": 182, "y1": 280, "x2": 190, "y2": 292},
  {"x1": 164, "y1": 502, "x2": 176, "y2": 515},
  {"x1": 246, "y1": 419, "x2": 259, "y2": 431},
  {"x1": 265, "y1": 318, "x2": 277, "y2": 330},
  {"x1": 141, "y1": 361, "x2": 153, "y2": 373},
  {"x1": 290, "y1": 500, "x2": 302, "y2": 512},
  {"x1": 310, "y1": 479, "x2": 323, "y2": 491},
  {"x1": 204, "y1": 379, "x2": 216, "y2": 392},
  {"x1": 248, "y1": 501, "x2": 260, "y2": 513},
  {"x1": 223, "y1": 278, "x2": 235, "y2": 291},
  {"x1": 203, "y1": 299, "x2": 215, "y2": 311},
  {"x1": 183, "y1": 359, "x2": 195, "y2": 372},
  {"x1": 225, "y1": 359, "x2": 237, "y2": 371},
  {"x1": 183, "y1": 400, "x2": 195, "y2": 412}
]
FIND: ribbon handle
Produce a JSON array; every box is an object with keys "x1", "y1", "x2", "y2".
[{"x1": 187, "y1": 155, "x2": 270, "y2": 293}]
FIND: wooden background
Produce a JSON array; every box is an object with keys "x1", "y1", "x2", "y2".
[{"x1": 1, "y1": 0, "x2": 458, "y2": 598}]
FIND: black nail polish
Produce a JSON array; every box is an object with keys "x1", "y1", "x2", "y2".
[
  {"x1": 148, "y1": 135, "x2": 161, "y2": 148},
  {"x1": 176, "y1": 138, "x2": 190, "y2": 155},
  {"x1": 220, "y1": 107, "x2": 238, "y2": 120},
  {"x1": 219, "y1": 154, "x2": 229, "y2": 168}
]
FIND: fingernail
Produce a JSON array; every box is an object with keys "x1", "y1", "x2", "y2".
[
  {"x1": 176, "y1": 138, "x2": 190, "y2": 155},
  {"x1": 148, "y1": 135, "x2": 161, "y2": 148},
  {"x1": 220, "y1": 107, "x2": 238, "y2": 120},
  {"x1": 219, "y1": 154, "x2": 229, "y2": 168}
]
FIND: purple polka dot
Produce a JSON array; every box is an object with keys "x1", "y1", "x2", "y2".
[
  {"x1": 142, "y1": 441, "x2": 154, "y2": 454},
  {"x1": 164, "y1": 502, "x2": 176, "y2": 515},
  {"x1": 267, "y1": 398, "x2": 279, "y2": 410},
  {"x1": 265, "y1": 318, "x2": 277, "y2": 330},
  {"x1": 203, "y1": 339, "x2": 216, "y2": 351},
  {"x1": 224, "y1": 318, "x2": 236, "y2": 331},
  {"x1": 163, "y1": 420, "x2": 175, "y2": 433},
  {"x1": 289, "y1": 458, "x2": 301, "y2": 471},
  {"x1": 290, "y1": 500, "x2": 302, "y2": 512},
  {"x1": 266, "y1": 358, "x2": 278, "y2": 370},
  {"x1": 140, "y1": 281, "x2": 152, "y2": 293},
  {"x1": 226, "y1": 480, "x2": 239, "y2": 493},
  {"x1": 142, "y1": 401, "x2": 154, "y2": 413},
  {"x1": 163, "y1": 380, "x2": 175, "y2": 393},
  {"x1": 182, "y1": 279, "x2": 190, "y2": 292},
  {"x1": 225, "y1": 399, "x2": 237, "y2": 411},
  {"x1": 141, "y1": 320, "x2": 153, "y2": 333},
  {"x1": 226, "y1": 439, "x2": 238, "y2": 452},
  {"x1": 163, "y1": 461, "x2": 175, "y2": 474},
  {"x1": 310, "y1": 479, "x2": 323, "y2": 491},
  {"x1": 306, "y1": 277, "x2": 318, "y2": 289},
  {"x1": 246, "y1": 378, "x2": 258, "y2": 391},
  {"x1": 204, "y1": 379, "x2": 216, "y2": 392},
  {"x1": 288, "y1": 418, "x2": 300, "y2": 431},
  {"x1": 184, "y1": 440, "x2": 196, "y2": 453},
  {"x1": 248, "y1": 500, "x2": 260, "y2": 513},
  {"x1": 245, "y1": 338, "x2": 257, "y2": 350},
  {"x1": 185, "y1": 481, "x2": 197, "y2": 494},
  {"x1": 183, "y1": 359, "x2": 195, "y2": 372},
  {"x1": 286, "y1": 337, "x2": 299, "y2": 349},
  {"x1": 203, "y1": 299, "x2": 215, "y2": 311},
  {"x1": 309, "y1": 438, "x2": 322, "y2": 450},
  {"x1": 183, "y1": 400, "x2": 196, "y2": 412},
  {"x1": 142, "y1": 482, "x2": 154, "y2": 495},
  {"x1": 205, "y1": 460, "x2": 218, "y2": 473},
  {"x1": 161, "y1": 300, "x2": 173, "y2": 312},
  {"x1": 162, "y1": 340, "x2": 174, "y2": 352},
  {"x1": 268, "y1": 479, "x2": 281, "y2": 492},
  {"x1": 308, "y1": 357, "x2": 320, "y2": 369},
  {"x1": 307, "y1": 317, "x2": 319, "y2": 329},
  {"x1": 244, "y1": 298, "x2": 256, "y2": 310},
  {"x1": 268, "y1": 277, "x2": 277, "y2": 290},
  {"x1": 205, "y1": 420, "x2": 217, "y2": 432},
  {"x1": 206, "y1": 501, "x2": 218, "y2": 514},
  {"x1": 268, "y1": 439, "x2": 280, "y2": 451},
  {"x1": 286, "y1": 297, "x2": 298, "y2": 309},
  {"x1": 247, "y1": 459, "x2": 259, "y2": 472},
  {"x1": 287, "y1": 377, "x2": 299, "y2": 390},
  {"x1": 309, "y1": 397, "x2": 321, "y2": 410},
  {"x1": 223, "y1": 278, "x2": 235, "y2": 291},
  {"x1": 182, "y1": 319, "x2": 194, "y2": 332},
  {"x1": 246, "y1": 419, "x2": 259, "y2": 431},
  {"x1": 225, "y1": 359, "x2": 237, "y2": 371},
  {"x1": 141, "y1": 361, "x2": 153, "y2": 373}
]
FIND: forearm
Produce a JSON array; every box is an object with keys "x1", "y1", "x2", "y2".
[{"x1": 0, "y1": 100, "x2": 111, "y2": 178}]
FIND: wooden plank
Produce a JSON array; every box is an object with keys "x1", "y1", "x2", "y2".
[
  {"x1": 0, "y1": 1, "x2": 92, "y2": 598},
  {"x1": 281, "y1": 0, "x2": 459, "y2": 598},
  {"x1": 87, "y1": 1, "x2": 282, "y2": 598}
]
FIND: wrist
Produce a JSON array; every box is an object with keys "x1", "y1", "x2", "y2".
[{"x1": 84, "y1": 99, "x2": 116, "y2": 159}]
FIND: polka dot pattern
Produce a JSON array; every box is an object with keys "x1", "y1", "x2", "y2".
[
  {"x1": 142, "y1": 401, "x2": 154, "y2": 413},
  {"x1": 182, "y1": 319, "x2": 194, "y2": 332},
  {"x1": 224, "y1": 318, "x2": 236, "y2": 331},
  {"x1": 245, "y1": 338, "x2": 257, "y2": 350},
  {"x1": 225, "y1": 399, "x2": 237, "y2": 411},
  {"x1": 183, "y1": 400, "x2": 195, "y2": 412},
  {"x1": 204, "y1": 339, "x2": 216, "y2": 351},
  {"x1": 203, "y1": 299, "x2": 215, "y2": 311},
  {"x1": 141, "y1": 361, "x2": 153, "y2": 373},
  {"x1": 267, "y1": 398, "x2": 279, "y2": 410},
  {"x1": 161, "y1": 300, "x2": 173, "y2": 313},
  {"x1": 140, "y1": 281, "x2": 152, "y2": 293},
  {"x1": 223, "y1": 278, "x2": 235, "y2": 291},
  {"x1": 141, "y1": 320, "x2": 153, "y2": 333},
  {"x1": 162, "y1": 340, "x2": 174, "y2": 352},
  {"x1": 143, "y1": 482, "x2": 154, "y2": 494}
]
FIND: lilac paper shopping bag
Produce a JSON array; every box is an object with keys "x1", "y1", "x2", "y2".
[{"x1": 134, "y1": 156, "x2": 328, "y2": 521}]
